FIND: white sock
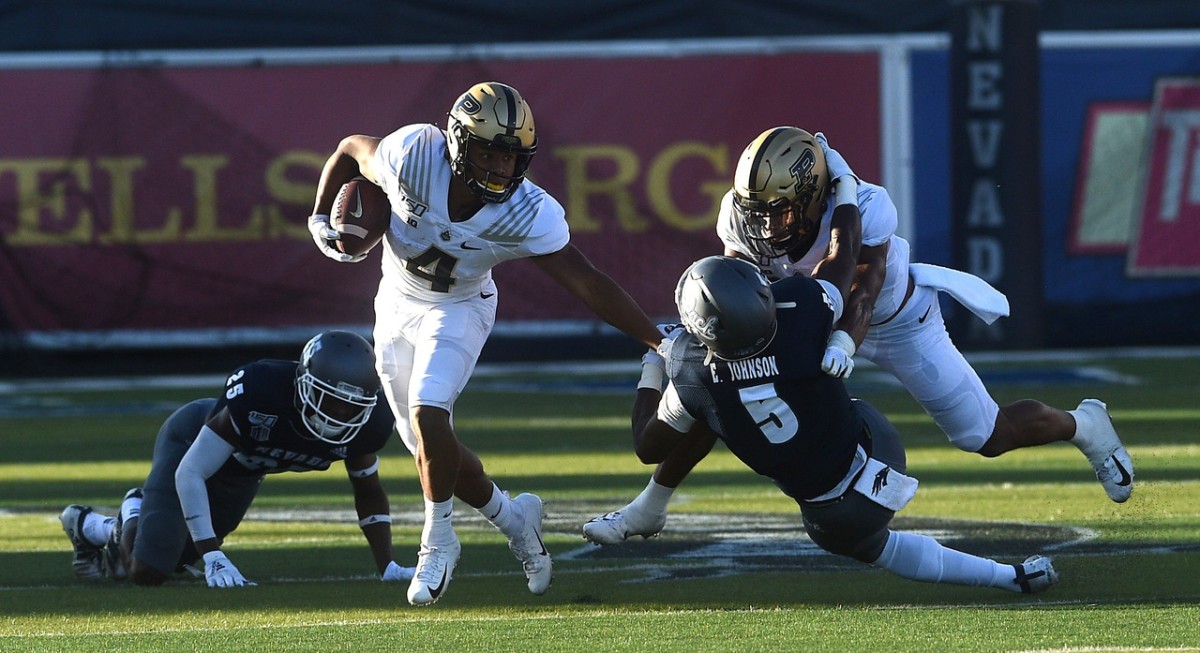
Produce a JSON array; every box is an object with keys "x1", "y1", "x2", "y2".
[
  {"x1": 120, "y1": 494, "x2": 142, "y2": 524},
  {"x1": 629, "y1": 478, "x2": 674, "y2": 515},
  {"x1": 476, "y1": 484, "x2": 518, "y2": 538},
  {"x1": 873, "y1": 531, "x2": 1018, "y2": 592},
  {"x1": 1067, "y1": 406, "x2": 1094, "y2": 453},
  {"x1": 81, "y1": 513, "x2": 115, "y2": 547},
  {"x1": 421, "y1": 498, "x2": 455, "y2": 546}
]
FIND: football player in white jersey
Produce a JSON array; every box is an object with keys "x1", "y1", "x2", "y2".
[
  {"x1": 307, "y1": 82, "x2": 662, "y2": 605},
  {"x1": 583, "y1": 126, "x2": 1135, "y2": 546}
]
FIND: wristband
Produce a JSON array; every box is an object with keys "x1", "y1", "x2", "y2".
[
  {"x1": 358, "y1": 514, "x2": 393, "y2": 528},
  {"x1": 637, "y1": 351, "x2": 666, "y2": 391},
  {"x1": 827, "y1": 329, "x2": 856, "y2": 357},
  {"x1": 835, "y1": 176, "x2": 858, "y2": 207}
]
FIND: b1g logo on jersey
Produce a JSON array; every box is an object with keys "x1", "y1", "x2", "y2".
[{"x1": 247, "y1": 411, "x2": 278, "y2": 442}]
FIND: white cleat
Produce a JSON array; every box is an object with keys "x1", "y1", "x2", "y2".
[
  {"x1": 1071, "y1": 399, "x2": 1134, "y2": 503},
  {"x1": 60, "y1": 505, "x2": 104, "y2": 579},
  {"x1": 582, "y1": 505, "x2": 667, "y2": 546},
  {"x1": 509, "y1": 493, "x2": 552, "y2": 595},
  {"x1": 407, "y1": 538, "x2": 461, "y2": 606},
  {"x1": 1013, "y1": 555, "x2": 1060, "y2": 594}
]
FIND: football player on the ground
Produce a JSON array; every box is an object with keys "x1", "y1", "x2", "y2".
[
  {"x1": 584, "y1": 127, "x2": 1134, "y2": 546},
  {"x1": 60, "y1": 331, "x2": 413, "y2": 588},
  {"x1": 306, "y1": 82, "x2": 662, "y2": 605},
  {"x1": 632, "y1": 255, "x2": 1059, "y2": 594}
]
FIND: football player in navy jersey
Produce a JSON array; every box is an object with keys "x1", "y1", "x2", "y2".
[
  {"x1": 59, "y1": 330, "x2": 413, "y2": 588},
  {"x1": 629, "y1": 256, "x2": 1059, "y2": 594}
]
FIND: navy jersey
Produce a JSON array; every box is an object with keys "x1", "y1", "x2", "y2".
[
  {"x1": 208, "y1": 360, "x2": 395, "y2": 476},
  {"x1": 666, "y1": 275, "x2": 864, "y2": 500}
]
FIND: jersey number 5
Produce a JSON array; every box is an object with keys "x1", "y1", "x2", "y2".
[{"x1": 737, "y1": 383, "x2": 799, "y2": 443}]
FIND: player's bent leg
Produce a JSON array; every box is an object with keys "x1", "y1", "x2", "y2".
[
  {"x1": 127, "y1": 558, "x2": 170, "y2": 586},
  {"x1": 977, "y1": 399, "x2": 1074, "y2": 457}
]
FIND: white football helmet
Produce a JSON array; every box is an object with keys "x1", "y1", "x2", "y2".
[
  {"x1": 295, "y1": 330, "x2": 380, "y2": 445},
  {"x1": 446, "y1": 81, "x2": 537, "y2": 204},
  {"x1": 732, "y1": 126, "x2": 829, "y2": 259}
]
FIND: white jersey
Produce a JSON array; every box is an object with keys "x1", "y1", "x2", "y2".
[
  {"x1": 373, "y1": 124, "x2": 570, "y2": 303},
  {"x1": 716, "y1": 180, "x2": 911, "y2": 323}
]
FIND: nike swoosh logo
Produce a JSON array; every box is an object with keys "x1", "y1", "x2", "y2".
[
  {"x1": 349, "y1": 188, "x2": 363, "y2": 218},
  {"x1": 1112, "y1": 456, "x2": 1132, "y2": 486},
  {"x1": 533, "y1": 527, "x2": 548, "y2": 556},
  {"x1": 460, "y1": 242, "x2": 482, "y2": 250},
  {"x1": 427, "y1": 564, "x2": 449, "y2": 599},
  {"x1": 917, "y1": 305, "x2": 932, "y2": 323},
  {"x1": 481, "y1": 292, "x2": 495, "y2": 299}
]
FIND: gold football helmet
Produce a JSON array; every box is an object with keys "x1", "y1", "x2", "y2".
[
  {"x1": 446, "y1": 81, "x2": 538, "y2": 204},
  {"x1": 732, "y1": 126, "x2": 829, "y2": 259}
]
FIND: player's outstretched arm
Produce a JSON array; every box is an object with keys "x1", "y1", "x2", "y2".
[{"x1": 533, "y1": 243, "x2": 661, "y2": 349}]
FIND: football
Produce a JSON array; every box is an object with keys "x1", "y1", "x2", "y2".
[{"x1": 331, "y1": 178, "x2": 391, "y2": 256}]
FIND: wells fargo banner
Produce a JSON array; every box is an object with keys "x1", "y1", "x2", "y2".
[{"x1": 0, "y1": 52, "x2": 880, "y2": 346}]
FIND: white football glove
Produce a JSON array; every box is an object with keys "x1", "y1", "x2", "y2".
[
  {"x1": 308, "y1": 213, "x2": 367, "y2": 263},
  {"x1": 656, "y1": 323, "x2": 684, "y2": 359},
  {"x1": 202, "y1": 550, "x2": 256, "y2": 588},
  {"x1": 381, "y1": 560, "x2": 415, "y2": 582},
  {"x1": 821, "y1": 330, "x2": 856, "y2": 379},
  {"x1": 814, "y1": 132, "x2": 856, "y2": 184}
]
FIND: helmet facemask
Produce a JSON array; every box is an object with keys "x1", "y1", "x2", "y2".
[
  {"x1": 296, "y1": 372, "x2": 377, "y2": 445},
  {"x1": 734, "y1": 195, "x2": 819, "y2": 260},
  {"x1": 294, "y1": 330, "x2": 381, "y2": 445}
]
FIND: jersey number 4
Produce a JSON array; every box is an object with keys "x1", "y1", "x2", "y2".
[
  {"x1": 737, "y1": 383, "x2": 799, "y2": 443},
  {"x1": 406, "y1": 246, "x2": 459, "y2": 292}
]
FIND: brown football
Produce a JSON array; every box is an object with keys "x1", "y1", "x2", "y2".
[{"x1": 331, "y1": 178, "x2": 390, "y2": 256}]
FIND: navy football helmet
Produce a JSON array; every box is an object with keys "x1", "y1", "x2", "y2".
[
  {"x1": 295, "y1": 331, "x2": 380, "y2": 444},
  {"x1": 675, "y1": 256, "x2": 777, "y2": 361}
]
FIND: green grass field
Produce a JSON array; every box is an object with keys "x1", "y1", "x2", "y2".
[{"x1": 2, "y1": 350, "x2": 1199, "y2": 652}]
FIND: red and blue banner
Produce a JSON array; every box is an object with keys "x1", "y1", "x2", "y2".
[{"x1": 0, "y1": 53, "x2": 881, "y2": 345}]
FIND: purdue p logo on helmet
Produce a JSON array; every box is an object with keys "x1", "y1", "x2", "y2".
[
  {"x1": 446, "y1": 82, "x2": 538, "y2": 204},
  {"x1": 732, "y1": 126, "x2": 830, "y2": 259}
]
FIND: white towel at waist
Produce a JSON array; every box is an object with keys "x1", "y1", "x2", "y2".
[{"x1": 909, "y1": 263, "x2": 1010, "y2": 325}]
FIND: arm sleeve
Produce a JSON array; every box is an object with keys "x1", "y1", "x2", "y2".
[
  {"x1": 815, "y1": 278, "x2": 845, "y2": 323},
  {"x1": 655, "y1": 382, "x2": 697, "y2": 433},
  {"x1": 175, "y1": 425, "x2": 236, "y2": 543}
]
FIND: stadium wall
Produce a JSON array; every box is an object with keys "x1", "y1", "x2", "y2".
[{"x1": 1, "y1": 31, "x2": 1198, "y2": 375}]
